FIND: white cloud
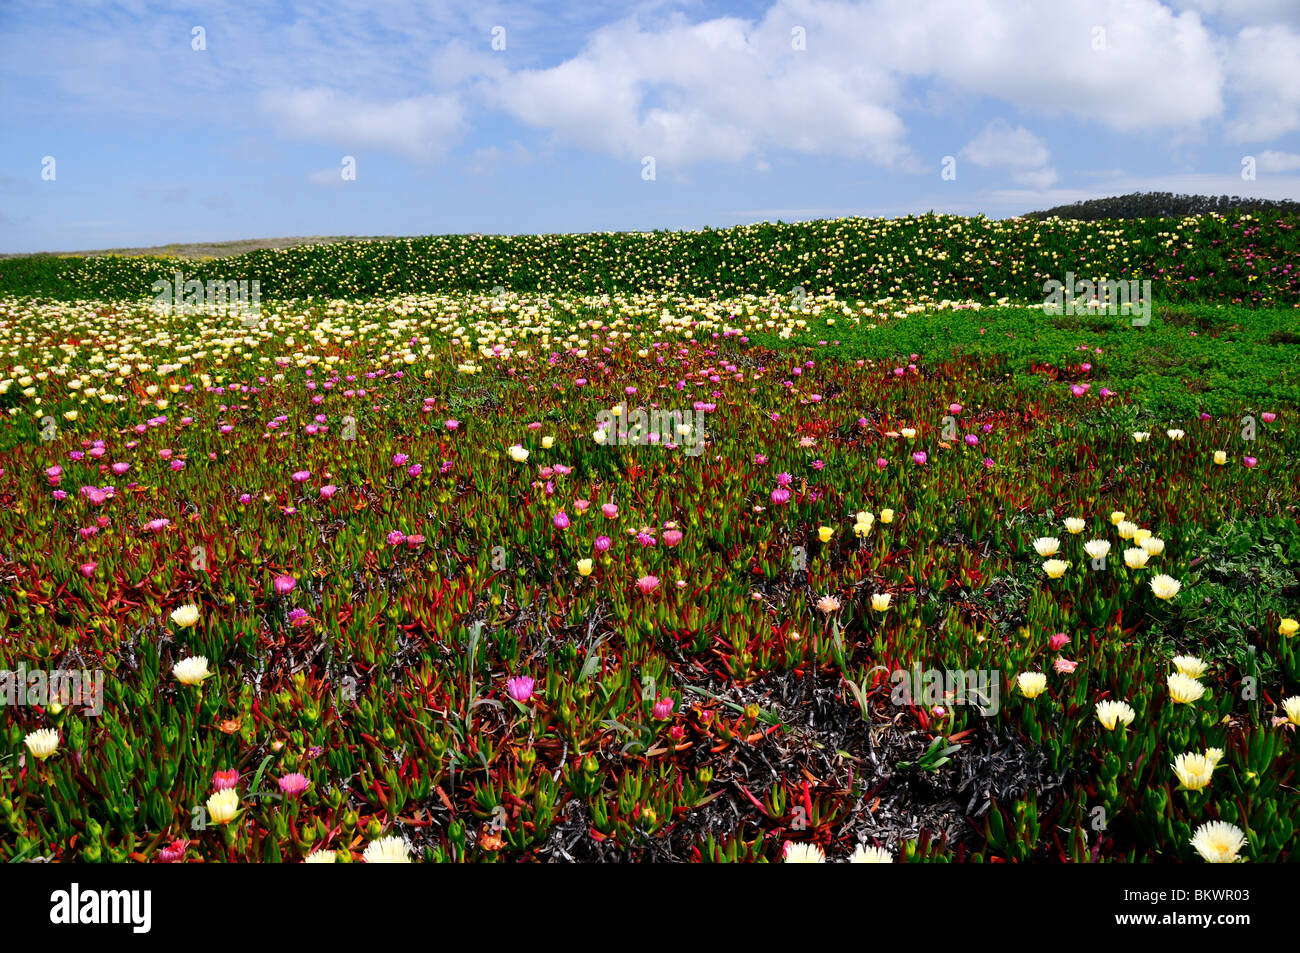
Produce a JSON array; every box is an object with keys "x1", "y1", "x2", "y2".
[
  {"x1": 960, "y1": 120, "x2": 1058, "y2": 189},
  {"x1": 260, "y1": 88, "x2": 464, "y2": 161},
  {"x1": 1224, "y1": 26, "x2": 1300, "y2": 140},
  {"x1": 1256, "y1": 150, "x2": 1300, "y2": 173}
]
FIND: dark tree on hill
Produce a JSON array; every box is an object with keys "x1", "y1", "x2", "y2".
[{"x1": 1022, "y1": 192, "x2": 1300, "y2": 221}]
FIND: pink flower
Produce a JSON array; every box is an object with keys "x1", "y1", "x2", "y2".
[
  {"x1": 273, "y1": 574, "x2": 296, "y2": 595},
  {"x1": 79, "y1": 562, "x2": 97, "y2": 578},
  {"x1": 652, "y1": 697, "x2": 674, "y2": 720},
  {"x1": 386, "y1": 530, "x2": 407, "y2": 545},
  {"x1": 1261, "y1": 412, "x2": 1276, "y2": 423},
  {"x1": 594, "y1": 535, "x2": 612, "y2": 552},
  {"x1": 573, "y1": 499, "x2": 590, "y2": 514},
  {"x1": 1243, "y1": 456, "x2": 1257, "y2": 468},
  {"x1": 636, "y1": 575, "x2": 660, "y2": 595},
  {"x1": 319, "y1": 484, "x2": 337, "y2": 498},
  {"x1": 278, "y1": 773, "x2": 310, "y2": 796},
  {"x1": 663, "y1": 529, "x2": 683, "y2": 547},
  {"x1": 392, "y1": 453, "x2": 408, "y2": 466},
  {"x1": 1053, "y1": 658, "x2": 1078, "y2": 674},
  {"x1": 158, "y1": 838, "x2": 188, "y2": 863},
  {"x1": 145, "y1": 518, "x2": 170, "y2": 533},
  {"x1": 291, "y1": 470, "x2": 310, "y2": 483},
  {"x1": 407, "y1": 464, "x2": 422, "y2": 477},
  {"x1": 911, "y1": 451, "x2": 927, "y2": 465},
  {"x1": 964, "y1": 434, "x2": 979, "y2": 446},
  {"x1": 445, "y1": 419, "x2": 460, "y2": 430},
  {"x1": 111, "y1": 462, "x2": 130, "y2": 475},
  {"x1": 1049, "y1": 633, "x2": 1070, "y2": 651},
  {"x1": 875, "y1": 457, "x2": 888, "y2": 469},
  {"x1": 601, "y1": 503, "x2": 619, "y2": 519},
  {"x1": 212, "y1": 769, "x2": 239, "y2": 791},
  {"x1": 949, "y1": 403, "x2": 963, "y2": 414},
  {"x1": 554, "y1": 511, "x2": 570, "y2": 530},
  {"x1": 506, "y1": 676, "x2": 535, "y2": 702}
]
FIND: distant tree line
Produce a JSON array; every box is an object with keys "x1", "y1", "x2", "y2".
[{"x1": 1023, "y1": 192, "x2": 1300, "y2": 221}]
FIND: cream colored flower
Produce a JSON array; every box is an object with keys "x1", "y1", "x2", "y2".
[
  {"x1": 206, "y1": 788, "x2": 240, "y2": 825},
  {"x1": 880, "y1": 508, "x2": 894, "y2": 524},
  {"x1": 1042, "y1": 559, "x2": 1069, "y2": 579},
  {"x1": 541, "y1": 436, "x2": 554, "y2": 449},
  {"x1": 849, "y1": 844, "x2": 893, "y2": 863},
  {"x1": 1017, "y1": 672, "x2": 1048, "y2": 698},
  {"x1": 1150, "y1": 575, "x2": 1181, "y2": 600},
  {"x1": 1123, "y1": 547, "x2": 1150, "y2": 569},
  {"x1": 783, "y1": 843, "x2": 826, "y2": 863},
  {"x1": 871, "y1": 593, "x2": 892, "y2": 612},
  {"x1": 1172, "y1": 655, "x2": 1208, "y2": 679},
  {"x1": 1212, "y1": 450, "x2": 1227, "y2": 465},
  {"x1": 1063, "y1": 518, "x2": 1086, "y2": 534},
  {"x1": 1095, "y1": 700, "x2": 1135, "y2": 730},
  {"x1": 303, "y1": 850, "x2": 338, "y2": 863},
  {"x1": 170, "y1": 603, "x2": 200, "y2": 628},
  {"x1": 1172, "y1": 752, "x2": 1216, "y2": 790},
  {"x1": 173, "y1": 655, "x2": 211, "y2": 686},
  {"x1": 1190, "y1": 821, "x2": 1246, "y2": 863},
  {"x1": 1139, "y1": 536, "x2": 1165, "y2": 556},
  {"x1": 1280, "y1": 696, "x2": 1300, "y2": 726},
  {"x1": 1132, "y1": 431, "x2": 1151, "y2": 443},
  {"x1": 900, "y1": 427, "x2": 916, "y2": 439},
  {"x1": 577, "y1": 558, "x2": 593, "y2": 577},
  {"x1": 507, "y1": 444, "x2": 529, "y2": 462},
  {"x1": 1084, "y1": 539, "x2": 1111, "y2": 561},
  {"x1": 1166, "y1": 429, "x2": 1185, "y2": 440},
  {"x1": 1032, "y1": 536, "x2": 1061, "y2": 557},
  {"x1": 1117, "y1": 520, "x2": 1139, "y2": 540},
  {"x1": 1167, "y1": 672, "x2": 1206, "y2": 704},
  {"x1": 363, "y1": 834, "x2": 412, "y2": 863},
  {"x1": 1109, "y1": 511, "x2": 1126, "y2": 525},
  {"x1": 816, "y1": 595, "x2": 841, "y2": 614},
  {"x1": 24, "y1": 728, "x2": 59, "y2": 761}
]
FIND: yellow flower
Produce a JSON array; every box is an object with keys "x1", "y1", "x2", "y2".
[
  {"x1": 24, "y1": 728, "x2": 60, "y2": 761},
  {"x1": 1167, "y1": 672, "x2": 1206, "y2": 704},
  {"x1": 1123, "y1": 547, "x2": 1150, "y2": 569},
  {"x1": 1032, "y1": 536, "x2": 1061, "y2": 557},
  {"x1": 849, "y1": 844, "x2": 893, "y2": 863},
  {"x1": 577, "y1": 558, "x2": 593, "y2": 577},
  {"x1": 1172, "y1": 752, "x2": 1216, "y2": 791},
  {"x1": 818, "y1": 526, "x2": 833, "y2": 543},
  {"x1": 1063, "y1": 517, "x2": 1085, "y2": 534},
  {"x1": 206, "y1": 788, "x2": 240, "y2": 825},
  {"x1": 1150, "y1": 574, "x2": 1181, "y2": 600},
  {"x1": 880, "y1": 508, "x2": 894, "y2": 524},
  {"x1": 541, "y1": 436, "x2": 555, "y2": 449},
  {"x1": 1132, "y1": 528, "x2": 1152, "y2": 544},
  {"x1": 1042, "y1": 559, "x2": 1069, "y2": 579},
  {"x1": 1190, "y1": 821, "x2": 1246, "y2": 863},
  {"x1": 871, "y1": 593, "x2": 892, "y2": 612},
  {"x1": 1279, "y1": 618, "x2": 1298, "y2": 638},
  {"x1": 1095, "y1": 700, "x2": 1135, "y2": 730},
  {"x1": 1109, "y1": 511, "x2": 1126, "y2": 525},
  {"x1": 1172, "y1": 655, "x2": 1208, "y2": 679},
  {"x1": 170, "y1": 603, "x2": 201, "y2": 628},
  {"x1": 172, "y1": 655, "x2": 211, "y2": 686},
  {"x1": 1280, "y1": 696, "x2": 1300, "y2": 726},
  {"x1": 1017, "y1": 672, "x2": 1048, "y2": 698},
  {"x1": 1213, "y1": 450, "x2": 1227, "y2": 465}
]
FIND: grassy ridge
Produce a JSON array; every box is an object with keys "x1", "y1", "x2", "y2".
[{"x1": 2, "y1": 212, "x2": 1297, "y2": 306}]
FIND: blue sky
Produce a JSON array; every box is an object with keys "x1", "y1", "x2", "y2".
[{"x1": 2, "y1": 0, "x2": 1299, "y2": 253}]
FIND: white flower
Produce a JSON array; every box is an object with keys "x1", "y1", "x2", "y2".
[
  {"x1": 1084, "y1": 539, "x2": 1111, "y2": 560},
  {"x1": 507, "y1": 444, "x2": 529, "y2": 462},
  {"x1": 206, "y1": 788, "x2": 240, "y2": 825},
  {"x1": 1150, "y1": 575, "x2": 1181, "y2": 600},
  {"x1": 172, "y1": 655, "x2": 211, "y2": 686},
  {"x1": 1166, "y1": 429, "x2": 1185, "y2": 440},
  {"x1": 1032, "y1": 536, "x2": 1061, "y2": 557},
  {"x1": 849, "y1": 844, "x2": 893, "y2": 863},
  {"x1": 363, "y1": 835, "x2": 413, "y2": 863},
  {"x1": 170, "y1": 603, "x2": 200, "y2": 628},
  {"x1": 1063, "y1": 517, "x2": 1086, "y2": 534},
  {"x1": 304, "y1": 850, "x2": 338, "y2": 863},
  {"x1": 783, "y1": 843, "x2": 826, "y2": 863},
  {"x1": 1095, "y1": 700, "x2": 1135, "y2": 730},
  {"x1": 1190, "y1": 821, "x2": 1247, "y2": 863},
  {"x1": 24, "y1": 728, "x2": 60, "y2": 761}
]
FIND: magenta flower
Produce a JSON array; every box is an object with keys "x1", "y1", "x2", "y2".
[
  {"x1": 79, "y1": 562, "x2": 97, "y2": 578},
  {"x1": 288, "y1": 608, "x2": 310, "y2": 627},
  {"x1": 771, "y1": 487, "x2": 791, "y2": 505},
  {"x1": 291, "y1": 470, "x2": 310, "y2": 483},
  {"x1": 212, "y1": 769, "x2": 239, "y2": 791},
  {"x1": 506, "y1": 676, "x2": 535, "y2": 702},
  {"x1": 554, "y1": 511, "x2": 570, "y2": 530},
  {"x1": 911, "y1": 451, "x2": 927, "y2": 465},
  {"x1": 875, "y1": 457, "x2": 888, "y2": 468},
  {"x1": 1070, "y1": 384, "x2": 1089, "y2": 397},
  {"x1": 278, "y1": 773, "x2": 310, "y2": 796},
  {"x1": 1049, "y1": 633, "x2": 1070, "y2": 651},
  {"x1": 407, "y1": 464, "x2": 422, "y2": 477},
  {"x1": 594, "y1": 535, "x2": 612, "y2": 552},
  {"x1": 652, "y1": 697, "x2": 674, "y2": 720},
  {"x1": 601, "y1": 503, "x2": 619, "y2": 519},
  {"x1": 1243, "y1": 456, "x2": 1257, "y2": 468},
  {"x1": 145, "y1": 518, "x2": 170, "y2": 533},
  {"x1": 663, "y1": 529, "x2": 683, "y2": 547},
  {"x1": 445, "y1": 419, "x2": 460, "y2": 430},
  {"x1": 319, "y1": 484, "x2": 337, "y2": 498},
  {"x1": 636, "y1": 575, "x2": 660, "y2": 595},
  {"x1": 392, "y1": 453, "x2": 408, "y2": 466},
  {"x1": 386, "y1": 530, "x2": 407, "y2": 545},
  {"x1": 273, "y1": 574, "x2": 296, "y2": 595},
  {"x1": 964, "y1": 434, "x2": 979, "y2": 446},
  {"x1": 1261, "y1": 412, "x2": 1277, "y2": 423}
]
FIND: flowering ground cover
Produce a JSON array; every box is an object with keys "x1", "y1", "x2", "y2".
[{"x1": 0, "y1": 260, "x2": 1297, "y2": 864}]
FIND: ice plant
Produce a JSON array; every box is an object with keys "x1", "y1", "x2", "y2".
[
  {"x1": 173, "y1": 656, "x2": 212, "y2": 686},
  {"x1": 783, "y1": 842, "x2": 826, "y2": 863},
  {"x1": 1172, "y1": 655, "x2": 1208, "y2": 679},
  {"x1": 1150, "y1": 575, "x2": 1181, "y2": 600},
  {"x1": 206, "y1": 789, "x2": 240, "y2": 825},
  {"x1": 636, "y1": 575, "x2": 660, "y2": 595},
  {"x1": 871, "y1": 593, "x2": 892, "y2": 612},
  {"x1": 849, "y1": 844, "x2": 893, "y2": 863},
  {"x1": 1095, "y1": 700, "x2": 1135, "y2": 730},
  {"x1": 278, "y1": 773, "x2": 310, "y2": 796},
  {"x1": 24, "y1": 728, "x2": 59, "y2": 761},
  {"x1": 1189, "y1": 821, "x2": 1246, "y2": 863},
  {"x1": 170, "y1": 603, "x2": 200, "y2": 628},
  {"x1": 363, "y1": 835, "x2": 413, "y2": 863},
  {"x1": 1031, "y1": 537, "x2": 1060, "y2": 557},
  {"x1": 1041, "y1": 559, "x2": 1069, "y2": 579},
  {"x1": 1063, "y1": 517, "x2": 1085, "y2": 534},
  {"x1": 1280, "y1": 618, "x2": 1299, "y2": 638},
  {"x1": 1167, "y1": 673, "x2": 1207, "y2": 705},
  {"x1": 1172, "y1": 752, "x2": 1216, "y2": 791},
  {"x1": 1017, "y1": 672, "x2": 1047, "y2": 698},
  {"x1": 506, "y1": 676, "x2": 535, "y2": 702}
]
